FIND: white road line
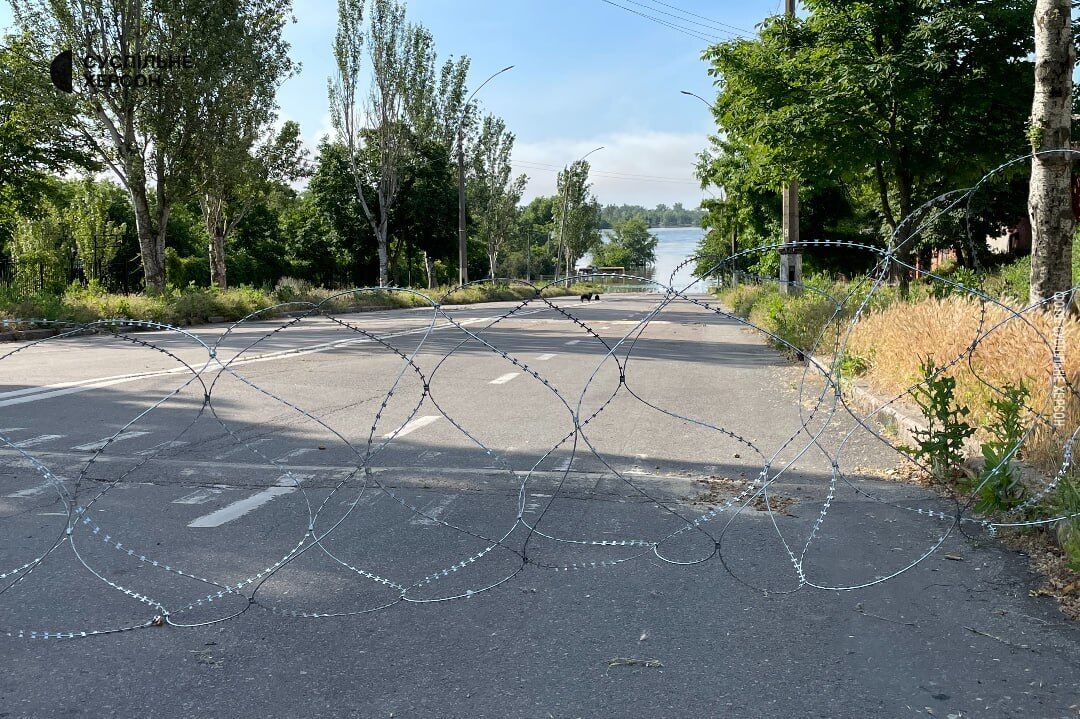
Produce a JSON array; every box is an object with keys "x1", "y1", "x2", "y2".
[
  {"x1": 536, "y1": 353, "x2": 556, "y2": 361},
  {"x1": 611, "y1": 320, "x2": 669, "y2": 325},
  {"x1": 6, "y1": 478, "x2": 65, "y2": 498},
  {"x1": 172, "y1": 488, "x2": 223, "y2": 505},
  {"x1": 489, "y1": 372, "x2": 520, "y2": 385},
  {"x1": 0, "y1": 311, "x2": 545, "y2": 408},
  {"x1": 383, "y1": 415, "x2": 440, "y2": 439},
  {"x1": 408, "y1": 495, "x2": 456, "y2": 526},
  {"x1": 565, "y1": 339, "x2": 580, "y2": 345},
  {"x1": 273, "y1": 447, "x2": 317, "y2": 463},
  {"x1": 11, "y1": 434, "x2": 64, "y2": 449},
  {"x1": 214, "y1": 437, "x2": 271, "y2": 460},
  {"x1": 134, "y1": 440, "x2": 189, "y2": 456},
  {"x1": 187, "y1": 474, "x2": 308, "y2": 528},
  {"x1": 72, "y1": 431, "x2": 150, "y2": 452},
  {"x1": 0, "y1": 427, "x2": 26, "y2": 433}
]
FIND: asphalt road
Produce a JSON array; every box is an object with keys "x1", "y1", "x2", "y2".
[{"x1": 1, "y1": 292, "x2": 1078, "y2": 718}]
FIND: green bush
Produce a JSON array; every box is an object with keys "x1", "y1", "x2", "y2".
[
  {"x1": 905, "y1": 357, "x2": 976, "y2": 481},
  {"x1": 967, "y1": 382, "x2": 1029, "y2": 513},
  {"x1": 1054, "y1": 477, "x2": 1080, "y2": 572}
]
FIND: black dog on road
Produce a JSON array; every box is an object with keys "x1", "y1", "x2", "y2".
[{"x1": 580, "y1": 293, "x2": 601, "y2": 302}]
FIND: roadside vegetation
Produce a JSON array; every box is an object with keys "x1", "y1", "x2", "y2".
[
  {"x1": 0, "y1": 279, "x2": 604, "y2": 329},
  {"x1": 717, "y1": 254, "x2": 1080, "y2": 613}
]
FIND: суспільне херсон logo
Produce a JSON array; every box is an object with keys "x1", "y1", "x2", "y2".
[
  {"x1": 49, "y1": 49, "x2": 193, "y2": 93},
  {"x1": 49, "y1": 49, "x2": 73, "y2": 93}
]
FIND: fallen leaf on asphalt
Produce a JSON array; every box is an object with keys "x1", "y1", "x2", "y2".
[{"x1": 944, "y1": 554, "x2": 963, "y2": 561}]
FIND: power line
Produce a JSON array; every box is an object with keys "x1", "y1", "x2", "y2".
[
  {"x1": 595, "y1": 0, "x2": 720, "y2": 44},
  {"x1": 635, "y1": 0, "x2": 755, "y2": 35},
  {"x1": 617, "y1": 0, "x2": 749, "y2": 38}
]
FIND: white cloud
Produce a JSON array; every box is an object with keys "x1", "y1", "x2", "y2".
[{"x1": 512, "y1": 131, "x2": 715, "y2": 208}]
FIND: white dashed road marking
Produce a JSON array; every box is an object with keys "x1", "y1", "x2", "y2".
[
  {"x1": 490, "y1": 373, "x2": 519, "y2": 385},
  {"x1": 172, "y1": 488, "x2": 223, "y2": 505},
  {"x1": 73, "y1": 431, "x2": 150, "y2": 452},
  {"x1": 536, "y1": 354, "x2": 556, "y2": 361},
  {"x1": 408, "y1": 495, "x2": 456, "y2": 526},
  {"x1": 12, "y1": 434, "x2": 64, "y2": 449},
  {"x1": 135, "y1": 440, "x2": 189, "y2": 456},
  {"x1": 383, "y1": 415, "x2": 440, "y2": 439},
  {"x1": 187, "y1": 473, "x2": 309, "y2": 528}
]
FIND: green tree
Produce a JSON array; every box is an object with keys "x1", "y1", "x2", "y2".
[
  {"x1": 189, "y1": 0, "x2": 298, "y2": 290},
  {"x1": 11, "y1": 206, "x2": 70, "y2": 293},
  {"x1": 554, "y1": 160, "x2": 602, "y2": 282},
  {"x1": 12, "y1": 0, "x2": 295, "y2": 292},
  {"x1": 701, "y1": 0, "x2": 1035, "y2": 290},
  {"x1": 331, "y1": 0, "x2": 444, "y2": 286},
  {"x1": 469, "y1": 114, "x2": 527, "y2": 280},
  {"x1": 71, "y1": 179, "x2": 125, "y2": 284},
  {"x1": 0, "y1": 33, "x2": 98, "y2": 250},
  {"x1": 593, "y1": 217, "x2": 657, "y2": 269}
]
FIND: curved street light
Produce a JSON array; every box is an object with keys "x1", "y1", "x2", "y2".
[
  {"x1": 555, "y1": 145, "x2": 604, "y2": 285},
  {"x1": 457, "y1": 65, "x2": 515, "y2": 286},
  {"x1": 681, "y1": 89, "x2": 735, "y2": 288}
]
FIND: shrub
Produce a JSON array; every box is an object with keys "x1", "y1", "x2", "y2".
[
  {"x1": 905, "y1": 357, "x2": 976, "y2": 481},
  {"x1": 968, "y1": 382, "x2": 1029, "y2": 513}
]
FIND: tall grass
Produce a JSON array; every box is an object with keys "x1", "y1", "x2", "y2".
[{"x1": 847, "y1": 295, "x2": 1080, "y2": 468}]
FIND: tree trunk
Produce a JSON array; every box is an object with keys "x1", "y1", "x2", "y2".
[
  {"x1": 488, "y1": 249, "x2": 497, "y2": 281},
  {"x1": 1029, "y1": 0, "x2": 1075, "y2": 306},
  {"x1": 208, "y1": 230, "x2": 227, "y2": 291},
  {"x1": 896, "y1": 170, "x2": 916, "y2": 296},
  {"x1": 203, "y1": 196, "x2": 228, "y2": 290},
  {"x1": 126, "y1": 160, "x2": 166, "y2": 294},
  {"x1": 423, "y1": 250, "x2": 436, "y2": 290},
  {"x1": 376, "y1": 216, "x2": 389, "y2": 287}
]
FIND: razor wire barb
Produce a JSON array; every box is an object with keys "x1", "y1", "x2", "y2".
[{"x1": 1, "y1": 151, "x2": 1079, "y2": 638}]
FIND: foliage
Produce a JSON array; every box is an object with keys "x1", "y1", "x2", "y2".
[
  {"x1": 10, "y1": 207, "x2": 70, "y2": 293},
  {"x1": 553, "y1": 160, "x2": 602, "y2": 278},
  {"x1": 906, "y1": 358, "x2": 976, "y2": 481},
  {"x1": 70, "y1": 179, "x2": 125, "y2": 283},
  {"x1": 0, "y1": 32, "x2": 98, "y2": 249},
  {"x1": 0, "y1": 280, "x2": 589, "y2": 328},
  {"x1": 968, "y1": 383, "x2": 1029, "y2": 513},
  {"x1": 600, "y1": 203, "x2": 704, "y2": 228},
  {"x1": 1054, "y1": 477, "x2": 1080, "y2": 573},
  {"x1": 697, "y1": 0, "x2": 1035, "y2": 277},
  {"x1": 719, "y1": 282, "x2": 843, "y2": 357},
  {"x1": 592, "y1": 217, "x2": 658, "y2": 269},
  {"x1": 468, "y1": 114, "x2": 527, "y2": 279}
]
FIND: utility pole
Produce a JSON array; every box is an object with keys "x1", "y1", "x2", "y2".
[
  {"x1": 779, "y1": 0, "x2": 801, "y2": 295},
  {"x1": 526, "y1": 228, "x2": 533, "y2": 282},
  {"x1": 457, "y1": 125, "x2": 468, "y2": 286}
]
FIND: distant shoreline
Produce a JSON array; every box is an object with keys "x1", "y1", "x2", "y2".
[{"x1": 602, "y1": 225, "x2": 702, "y2": 231}]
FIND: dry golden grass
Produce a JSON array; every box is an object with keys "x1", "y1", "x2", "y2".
[{"x1": 848, "y1": 296, "x2": 1080, "y2": 468}]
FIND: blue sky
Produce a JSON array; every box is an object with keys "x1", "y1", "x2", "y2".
[{"x1": 1, "y1": 0, "x2": 789, "y2": 206}]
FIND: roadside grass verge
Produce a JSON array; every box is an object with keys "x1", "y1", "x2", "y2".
[{"x1": 0, "y1": 280, "x2": 605, "y2": 329}]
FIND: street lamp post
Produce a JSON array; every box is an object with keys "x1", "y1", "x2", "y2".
[
  {"x1": 681, "y1": 90, "x2": 744, "y2": 290},
  {"x1": 456, "y1": 65, "x2": 514, "y2": 287},
  {"x1": 555, "y1": 145, "x2": 603, "y2": 286}
]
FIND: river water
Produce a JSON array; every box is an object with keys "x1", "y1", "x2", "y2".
[{"x1": 591, "y1": 226, "x2": 712, "y2": 293}]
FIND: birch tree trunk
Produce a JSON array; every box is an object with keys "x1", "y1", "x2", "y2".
[
  {"x1": 423, "y1": 250, "x2": 436, "y2": 290},
  {"x1": 1029, "y1": 0, "x2": 1075, "y2": 305}
]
